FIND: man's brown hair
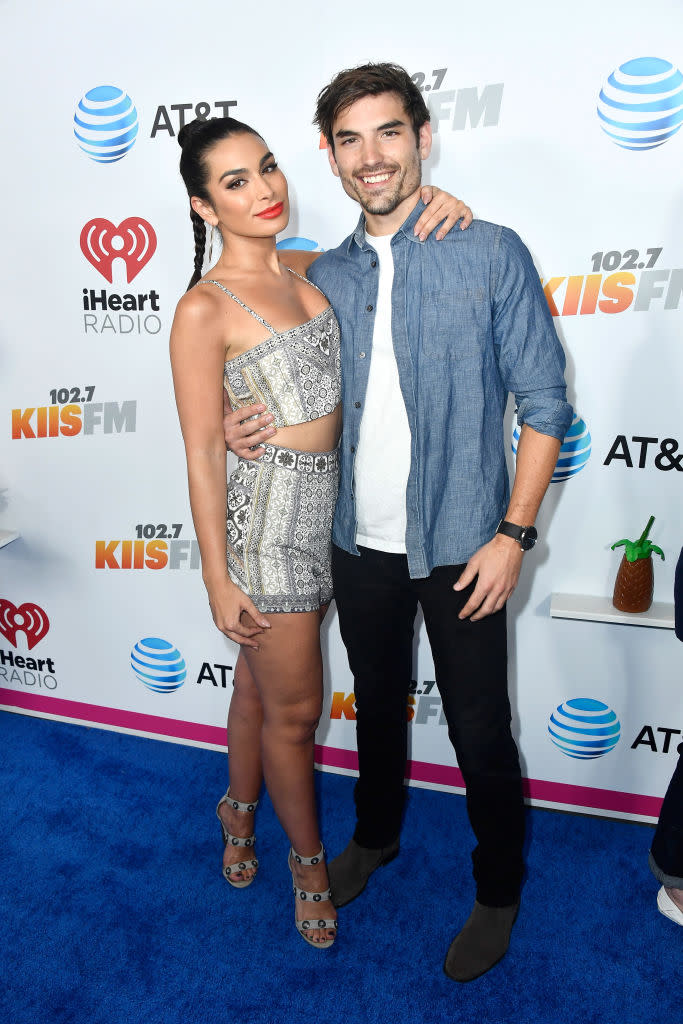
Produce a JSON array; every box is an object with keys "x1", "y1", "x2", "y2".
[{"x1": 314, "y1": 62, "x2": 430, "y2": 152}]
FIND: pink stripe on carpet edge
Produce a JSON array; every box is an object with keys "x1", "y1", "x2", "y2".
[
  {"x1": 0, "y1": 688, "x2": 226, "y2": 746},
  {"x1": 2, "y1": 689, "x2": 663, "y2": 817},
  {"x1": 523, "y1": 777, "x2": 662, "y2": 817}
]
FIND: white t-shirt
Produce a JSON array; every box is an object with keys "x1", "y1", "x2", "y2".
[{"x1": 354, "y1": 233, "x2": 412, "y2": 553}]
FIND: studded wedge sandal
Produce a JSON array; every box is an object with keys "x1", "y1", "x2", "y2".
[
  {"x1": 289, "y1": 845, "x2": 338, "y2": 948},
  {"x1": 216, "y1": 790, "x2": 259, "y2": 889}
]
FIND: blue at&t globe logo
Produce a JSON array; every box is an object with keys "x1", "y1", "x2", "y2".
[
  {"x1": 512, "y1": 413, "x2": 591, "y2": 482},
  {"x1": 74, "y1": 85, "x2": 139, "y2": 163},
  {"x1": 597, "y1": 57, "x2": 683, "y2": 151},
  {"x1": 548, "y1": 698, "x2": 621, "y2": 760},
  {"x1": 131, "y1": 637, "x2": 186, "y2": 694},
  {"x1": 276, "y1": 237, "x2": 324, "y2": 252}
]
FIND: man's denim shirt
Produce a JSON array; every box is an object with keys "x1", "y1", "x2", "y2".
[{"x1": 308, "y1": 201, "x2": 573, "y2": 579}]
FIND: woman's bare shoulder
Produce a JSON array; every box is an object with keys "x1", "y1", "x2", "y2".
[
  {"x1": 173, "y1": 279, "x2": 227, "y2": 327},
  {"x1": 170, "y1": 281, "x2": 229, "y2": 360}
]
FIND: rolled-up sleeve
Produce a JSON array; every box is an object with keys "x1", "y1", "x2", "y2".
[{"x1": 492, "y1": 227, "x2": 573, "y2": 440}]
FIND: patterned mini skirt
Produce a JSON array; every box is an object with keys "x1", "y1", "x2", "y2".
[{"x1": 226, "y1": 442, "x2": 339, "y2": 613}]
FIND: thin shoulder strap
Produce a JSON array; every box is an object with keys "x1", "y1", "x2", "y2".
[
  {"x1": 198, "y1": 279, "x2": 276, "y2": 334},
  {"x1": 285, "y1": 265, "x2": 325, "y2": 296}
]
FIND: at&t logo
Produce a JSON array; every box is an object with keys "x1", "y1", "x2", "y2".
[
  {"x1": 277, "y1": 238, "x2": 324, "y2": 253},
  {"x1": 597, "y1": 57, "x2": 683, "y2": 151},
  {"x1": 132, "y1": 638, "x2": 234, "y2": 692},
  {"x1": 74, "y1": 86, "x2": 139, "y2": 163},
  {"x1": 150, "y1": 100, "x2": 237, "y2": 138},
  {"x1": 604, "y1": 434, "x2": 682, "y2": 473},
  {"x1": 513, "y1": 414, "x2": 591, "y2": 482},
  {"x1": 548, "y1": 698, "x2": 621, "y2": 760},
  {"x1": 632, "y1": 724, "x2": 683, "y2": 754},
  {"x1": 0, "y1": 599, "x2": 58, "y2": 690},
  {"x1": 131, "y1": 638, "x2": 187, "y2": 694}
]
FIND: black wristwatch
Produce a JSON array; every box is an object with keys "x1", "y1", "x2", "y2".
[{"x1": 496, "y1": 519, "x2": 538, "y2": 551}]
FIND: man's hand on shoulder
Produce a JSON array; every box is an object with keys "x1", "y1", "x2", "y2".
[{"x1": 453, "y1": 533, "x2": 524, "y2": 621}]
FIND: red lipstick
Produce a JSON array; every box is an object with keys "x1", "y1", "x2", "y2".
[{"x1": 256, "y1": 202, "x2": 284, "y2": 219}]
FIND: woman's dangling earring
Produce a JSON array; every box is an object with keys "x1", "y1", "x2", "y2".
[{"x1": 208, "y1": 225, "x2": 215, "y2": 264}]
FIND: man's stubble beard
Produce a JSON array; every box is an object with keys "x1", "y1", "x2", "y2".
[{"x1": 343, "y1": 148, "x2": 422, "y2": 217}]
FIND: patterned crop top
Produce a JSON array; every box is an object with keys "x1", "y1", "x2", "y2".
[{"x1": 199, "y1": 268, "x2": 341, "y2": 427}]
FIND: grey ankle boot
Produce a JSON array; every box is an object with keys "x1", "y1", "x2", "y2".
[
  {"x1": 328, "y1": 837, "x2": 400, "y2": 907},
  {"x1": 443, "y1": 900, "x2": 519, "y2": 982}
]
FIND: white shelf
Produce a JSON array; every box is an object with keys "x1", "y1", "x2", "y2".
[
  {"x1": 0, "y1": 530, "x2": 19, "y2": 550},
  {"x1": 550, "y1": 592, "x2": 674, "y2": 630}
]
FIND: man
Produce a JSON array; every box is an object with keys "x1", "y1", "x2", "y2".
[
  {"x1": 649, "y1": 545, "x2": 683, "y2": 926},
  {"x1": 226, "y1": 63, "x2": 572, "y2": 981}
]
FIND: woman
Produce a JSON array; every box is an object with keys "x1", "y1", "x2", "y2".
[{"x1": 170, "y1": 116, "x2": 470, "y2": 948}]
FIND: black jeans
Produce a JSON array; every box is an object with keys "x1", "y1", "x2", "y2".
[
  {"x1": 332, "y1": 543, "x2": 525, "y2": 907},
  {"x1": 650, "y1": 742, "x2": 683, "y2": 888}
]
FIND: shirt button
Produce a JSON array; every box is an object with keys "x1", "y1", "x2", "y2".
[
  {"x1": 359, "y1": 351, "x2": 366, "y2": 359},
  {"x1": 354, "y1": 401, "x2": 361, "y2": 409},
  {"x1": 366, "y1": 304, "x2": 373, "y2": 312},
  {"x1": 370, "y1": 261, "x2": 377, "y2": 268},
  {"x1": 350, "y1": 445, "x2": 356, "y2": 453}
]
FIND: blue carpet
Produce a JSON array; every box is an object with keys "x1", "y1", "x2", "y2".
[{"x1": 0, "y1": 710, "x2": 679, "y2": 1024}]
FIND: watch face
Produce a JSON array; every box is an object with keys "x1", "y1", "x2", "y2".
[{"x1": 520, "y1": 526, "x2": 538, "y2": 551}]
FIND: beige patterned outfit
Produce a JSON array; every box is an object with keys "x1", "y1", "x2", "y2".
[{"x1": 200, "y1": 271, "x2": 341, "y2": 613}]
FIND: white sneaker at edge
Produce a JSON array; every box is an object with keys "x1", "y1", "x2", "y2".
[{"x1": 657, "y1": 886, "x2": 683, "y2": 926}]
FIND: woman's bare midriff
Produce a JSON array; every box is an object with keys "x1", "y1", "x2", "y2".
[{"x1": 250, "y1": 403, "x2": 342, "y2": 454}]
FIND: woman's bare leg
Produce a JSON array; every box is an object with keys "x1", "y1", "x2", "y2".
[
  {"x1": 242, "y1": 608, "x2": 336, "y2": 944},
  {"x1": 218, "y1": 652, "x2": 263, "y2": 882}
]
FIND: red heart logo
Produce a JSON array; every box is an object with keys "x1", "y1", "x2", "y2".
[
  {"x1": 0, "y1": 599, "x2": 50, "y2": 650},
  {"x1": 80, "y1": 217, "x2": 157, "y2": 283}
]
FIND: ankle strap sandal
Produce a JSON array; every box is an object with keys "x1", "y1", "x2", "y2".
[
  {"x1": 289, "y1": 845, "x2": 338, "y2": 948},
  {"x1": 216, "y1": 789, "x2": 259, "y2": 889}
]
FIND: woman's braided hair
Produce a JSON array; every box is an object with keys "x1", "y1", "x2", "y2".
[{"x1": 178, "y1": 117, "x2": 261, "y2": 290}]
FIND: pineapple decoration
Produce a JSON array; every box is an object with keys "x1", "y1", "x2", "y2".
[{"x1": 611, "y1": 515, "x2": 665, "y2": 613}]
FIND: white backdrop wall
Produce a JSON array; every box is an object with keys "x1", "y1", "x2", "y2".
[{"x1": 1, "y1": 0, "x2": 682, "y2": 823}]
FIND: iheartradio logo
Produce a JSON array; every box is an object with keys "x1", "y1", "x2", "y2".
[
  {"x1": 0, "y1": 599, "x2": 50, "y2": 650},
  {"x1": 80, "y1": 217, "x2": 157, "y2": 283}
]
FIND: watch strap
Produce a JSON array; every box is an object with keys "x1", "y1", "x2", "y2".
[
  {"x1": 496, "y1": 519, "x2": 537, "y2": 549},
  {"x1": 496, "y1": 520, "x2": 525, "y2": 542}
]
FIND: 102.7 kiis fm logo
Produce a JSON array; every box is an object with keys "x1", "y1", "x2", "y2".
[
  {"x1": 331, "y1": 680, "x2": 447, "y2": 727},
  {"x1": 542, "y1": 246, "x2": 682, "y2": 317},
  {"x1": 80, "y1": 217, "x2": 161, "y2": 336},
  {"x1": 11, "y1": 386, "x2": 136, "y2": 440},
  {"x1": 318, "y1": 68, "x2": 502, "y2": 148},
  {"x1": 96, "y1": 523, "x2": 200, "y2": 571}
]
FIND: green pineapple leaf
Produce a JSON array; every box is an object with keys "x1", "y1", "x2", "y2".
[
  {"x1": 611, "y1": 538, "x2": 637, "y2": 560},
  {"x1": 610, "y1": 516, "x2": 665, "y2": 562}
]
